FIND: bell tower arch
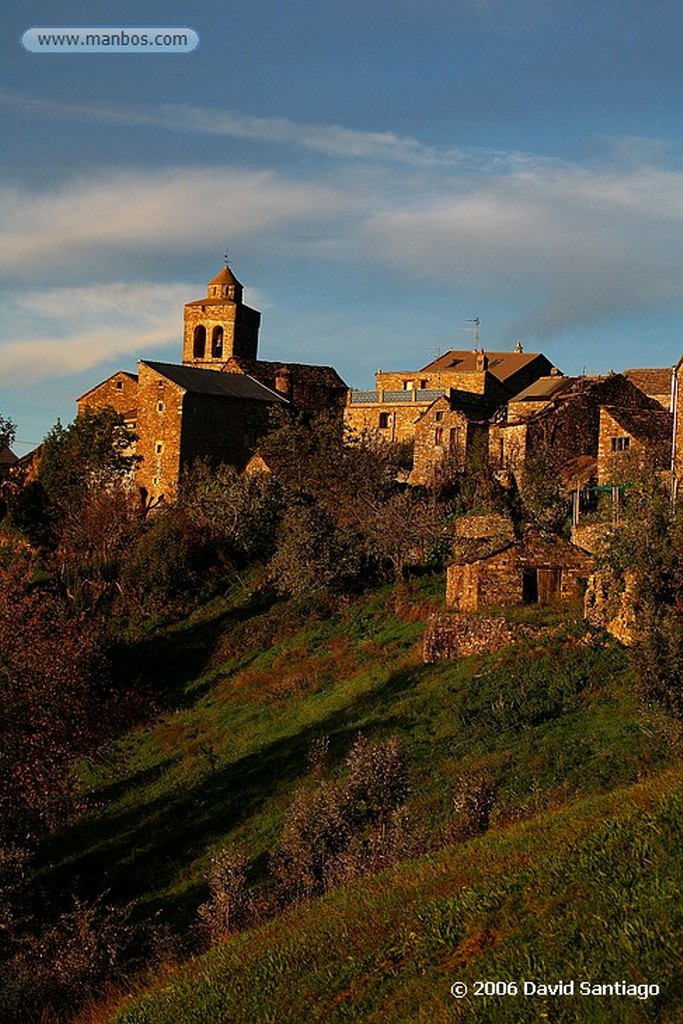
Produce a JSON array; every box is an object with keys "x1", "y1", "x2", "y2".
[{"x1": 182, "y1": 263, "x2": 261, "y2": 367}]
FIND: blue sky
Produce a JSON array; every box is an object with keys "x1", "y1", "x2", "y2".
[{"x1": 2, "y1": 0, "x2": 683, "y2": 450}]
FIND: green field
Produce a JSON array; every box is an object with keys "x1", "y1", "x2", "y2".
[{"x1": 14, "y1": 575, "x2": 682, "y2": 1023}]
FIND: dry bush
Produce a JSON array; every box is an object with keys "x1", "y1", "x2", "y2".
[
  {"x1": 446, "y1": 774, "x2": 497, "y2": 843},
  {"x1": 197, "y1": 846, "x2": 252, "y2": 944}
]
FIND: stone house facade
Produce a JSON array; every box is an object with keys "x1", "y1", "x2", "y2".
[
  {"x1": 409, "y1": 391, "x2": 494, "y2": 486},
  {"x1": 596, "y1": 405, "x2": 673, "y2": 485},
  {"x1": 446, "y1": 532, "x2": 595, "y2": 612}
]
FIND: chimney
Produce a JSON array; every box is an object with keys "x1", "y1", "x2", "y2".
[
  {"x1": 476, "y1": 350, "x2": 489, "y2": 371},
  {"x1": 274, "y1": 367, "x2": 292, "y2": 399}
]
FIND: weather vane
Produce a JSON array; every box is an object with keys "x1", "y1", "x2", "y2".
[{"x1": 224, "y1": 249, "x2": 231, "y2": 267}]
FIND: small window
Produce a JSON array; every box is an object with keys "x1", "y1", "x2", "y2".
[
  {"x1": 155, "y1": 441, "x2": 164, "y2": 454},
  {"x1": 193, "y1": 324, "x2": 206, "y2": 358},
  {"x1": 402, "y1": 380, "x2": 414, "y2": 390},
  {"x1": 419, "y1": 379, "x2": 428, "y2": 389},
  {"x1": 157, "y1": 380, "x2": 164, "y2": 388},
  {"x1": 157, "y1": 401, "x2": 164, "y2": 413},
  {"x1": 152, "y1": 476, "x2": 159, "y2": 487},
  {"x1": 435, "y1": 410, "x2": 444, "y2": 422},
  {"x1": 611, "y1": 436, "x2": 631, "y2": 452},
  {"x1": 434, "y1": 427, "x2": 443, "y2": 445},
  {"x1": 379, "y1": 412, "x2": 390, "y2": 429},
  {"x1": 212, "y1": 325, "x2": 224, "y2": 358},
  {"x1": 115, "y1": 380, "x2": 123, "y2": 390}
]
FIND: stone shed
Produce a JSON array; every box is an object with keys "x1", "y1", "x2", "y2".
[{"x1": 446, "y1": 532, "x2": 595, "y2": 612}]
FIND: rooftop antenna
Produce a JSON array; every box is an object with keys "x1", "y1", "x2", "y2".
[{"x1": 462, "y1": 317, "x2": 480, "y2": 350}]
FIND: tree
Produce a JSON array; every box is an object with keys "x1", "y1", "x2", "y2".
[
  {"x1": 38, "y1": 408, "x2": 138, "y2": 519},
  {"x1": 602, "y1": 466, "x2": 683, "y2": 717},
  {"x1": 0, "y1": 413, "x2": 16, "y2": 451}
]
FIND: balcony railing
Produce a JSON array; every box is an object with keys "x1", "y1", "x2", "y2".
[{"x1": 348, "y1": 388, "x2": 445, "y2": 405}]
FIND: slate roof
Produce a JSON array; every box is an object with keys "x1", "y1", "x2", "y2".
[
  {"x1": 226, "y1": 357, "x2": 347, "y2": 390},
  {"x1": 602, "y1": 405, "x2": 673, "y2": 443},
  {"x1": 0, "y1": 447, "x2": 18, "y2": 467},
  {"x1": 511, "y1": 375, "x2": 573, "y2": 402},
  {"x1": 142, "y1": 362, "x2": 288, "y2": 403},
  {"x1": 623, "y1": 368, "x2": 672, "y2": 401}
]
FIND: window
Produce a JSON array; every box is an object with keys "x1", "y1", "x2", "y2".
[
  {"x1": 155, "y1": 441, "x2": 164, "y2": 454},
  {"x1": 449, "y1": 427, "x2": 460, "y2": 447},
  {"x1": 611, "y1": 436, "x2": 631, "y2": 452},
  {"x1": 115, "y1": 380, "x2": 123, "y2": 390},
  {"x1": 420, "y1": 379, "x2": 428, "y2": 389},
  {"x1": 193, "y1": 324, "x2": 206, "y2": 358},
  {"x1": 156, "y1": 401, "x2": 164, "y2": 413},
  {"x1": 435, "y1": 410, "x2": 444, "y2": 422},
  {"x1": 157, "y1": 380, "x2": 164, "y2": 388},
  {"x1": 434, "y1": 427, "x2": 443, "y2": 445},
  {"x1": 379, "y1": 412, "x2": 390, "y2": 429},
  {"x1": 211, "y1": 325, "x2": 224, "y2": 358},
  {"x1": 402, "y1": 380, "x2": 414, "y2": 390}
]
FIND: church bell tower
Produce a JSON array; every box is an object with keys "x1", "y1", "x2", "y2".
[{"x1": 182, "y1": 263, "x2": 261, "y2": 367}]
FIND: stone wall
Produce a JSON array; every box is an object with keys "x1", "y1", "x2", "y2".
[
  {"x1": 136, "y1": 363, "x2": 184, "y2": 503},
  {"x1": 423, "y1": 612, "x2": 516, "y2": 662},
  {"x1": 77, "y1": 372, "x2": 138, "y2": 423},
  {"x1": 343, "y1": 401, "x2": 425, "y2": 443},
  {"x1": 410, "y1": 397, "x2": 468, "y2": 485},
  {"x1": 182, "y1": 299, "x2": 260, "y2": 367},
  {"x1": 584, "y1": 568, "x2": 639, "y2": 645},
  {"x1": 376, "y1": 369, "x2": 488, "y2": 394}
]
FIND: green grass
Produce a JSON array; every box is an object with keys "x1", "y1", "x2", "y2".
[
  {"x1": 110, "y1": 766, "x2": 683, "y2": 1024},
  {"x1": 35, "y1": 577, "x2": 677, "y2": 934},
  {"x1": 21, "y1": 574, "x2": 681, "y2": 1023}
]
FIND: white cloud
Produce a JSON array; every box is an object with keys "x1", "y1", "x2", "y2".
[
  {"x1": 0, "y1": 91, "x2": 549, "y2": 171},
  {"x1": 356, "y1": 164, "x2": 683, "y2": 336},
  {"x1": 0, "y1": 282, "x2": 190, "y2": 382},
  {"x1": 0, "y1": 167, "x2": 358, "y2": 280}
]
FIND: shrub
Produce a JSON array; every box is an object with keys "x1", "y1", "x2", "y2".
[{"x1": 197, "y1": 846, "x2": 252, "y2": 944}]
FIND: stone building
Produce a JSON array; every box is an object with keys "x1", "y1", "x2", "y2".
[
  {"x1": 446, "y1": 532, "x2": 595, "y2": 612},
  {"x1": 489, "y1": 373, "x2": 665, "y2": 486},
  {"x1": 623, "y1": 367, "x2": 673, "y2": 410},
  {"x1": 182, "y1": 265, "x2": 260, "y2": 367},
  {"x1": 77, "y1": 263, "x2": 347, "y2": 503},
  {"x1": 596, "y1": 405, "x2": 673, "y2": 485},
  {"x1": 409, "y1": 390, "x2": 496, "y2": 486},
  {"x1": 345, "y1": 346, "x2": 554, "y2": 444},
  {"x1": 672, "y1": 356, "x2": 683, "y2": 498}
]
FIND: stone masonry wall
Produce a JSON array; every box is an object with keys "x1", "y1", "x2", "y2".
[
  {"x1": 423, "y1": 613, "x2": 516, "y2": 662},
  {"x1": 77, "y1": 372, "x2": 138, "y2": 422}
]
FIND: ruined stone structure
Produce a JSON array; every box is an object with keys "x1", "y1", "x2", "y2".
[
  {"x1": 446, "y1": 532, "x2": 595, "y2": 613},
  {"x1": 423, "y1": 613, "x2": 516, "y2": 662}
]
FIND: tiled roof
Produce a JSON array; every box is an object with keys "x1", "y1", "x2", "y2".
[
  {"x1": 419, "y1": 349, "x2": 552, "y2": 381},
  {"x1": 142, "y1": 362, "x2": 288, "y2": 402},
  {"x1": 208, "y1": 266, "x2": 243, "y2": 288}
]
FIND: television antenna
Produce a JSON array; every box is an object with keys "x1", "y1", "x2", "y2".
[{"x1": 462, "y1": 317, "x2": 480, "y2": 349}]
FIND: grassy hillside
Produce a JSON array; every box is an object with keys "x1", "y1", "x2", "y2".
[
  {"x1": 110, "y1": 766, "x2": 683, "y2": 1024},
  {"x1": 17, "y1": 574, "x2": 681, "y2": 1023}
]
